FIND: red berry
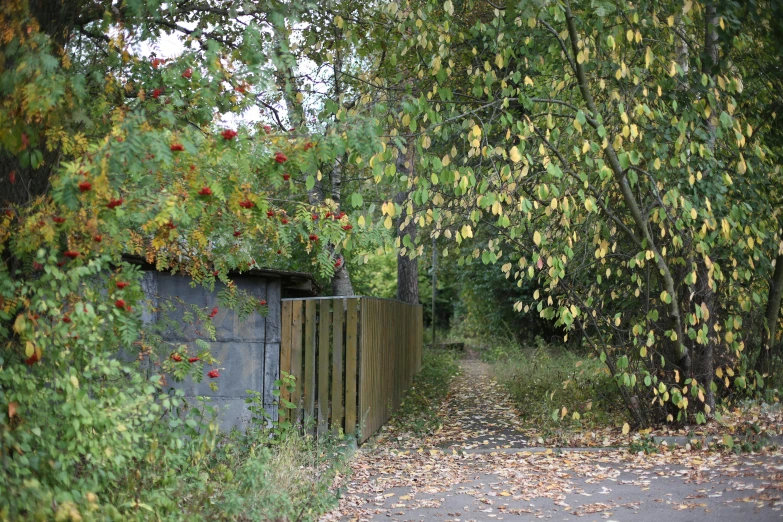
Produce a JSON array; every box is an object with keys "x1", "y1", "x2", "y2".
[
  {"x1": 116, "y1": 281, "x2": 129, "y2": 289},
  {"x1": 337, "y1": 211, "x2": 346, "y2": 219},
  {"x1": 221, "y1": 129, "x2": 238, "y2": 140},
  {"x1": 259, "y1": 299, "x2": 267, "y2": 306},
  {"x1": 170, "y1": 143, "x2": 184, "y2": 151},
  {"x1": 342, "y1": 224, "x2": 353, "y2": 231},
  {"x1": 282, "y1": 173, "x2": 290, "y2": 181},
  {"x1": 93, "y1": 234, "x2": 102, "y2": 242},
  {"x1": 311, "y1": 214, "x2": 319, "y2": 221},
  {"x1": 64, "y1": 250, "x2": 80, "y2": 259},
  {"x1": 198, "y1": 187, "x2": 212, "y2": 196},
  {"x1": 33, "y1": 262, "x2": 43, "y2": 271},
  {"x1": 115, "y1": 299, "x2": 126, "y2": 309},
  {"x1": 25, "y1": 352, "x2": 40, "y2": 366},
  {"x1": 239, "y1": 199, "x2": 255, "y2": 209},
  {"x1": 171, "y1": 353, "x2": 183, "y2": 362},
  {"x1": 62, "y1": 315, "x2": 72, "y2": 323},
  {"x1": 165, "y1": 222, "x2": 176, "y2": 230},
  {"x1": 267, "y1": 210, "x2": 275, "y2": 218},
  {"x1": 212, "y1": 270, "x2": 219, "y2": 276},
  {"x1": 57, "y1": 260, "x2": 66, "y2": 267},
  {"x1": 274, "y1": 152, "x2": 287, "y2": 164},
  {"x1": 324, "y1": 211, "x2": 332, "y2": 218},
  {"x1": 334, "y1": 260, "x2": 342, "y2": 268},
  {"x1": 209, "y1": 307, "x2": 218, "y2": 318},
  {"x1": 152, "y1": 88, "x2": 162, "y2": 99},
  {"x1": 53, "y1": 216, "x2": 66, "y2": 224},
  {"x1": 107, "y1": 198, "x2": 123, "y2": 209},
  {"x1": 188, "y1": 357, "x2": 200, "y2": 363},
  {"x1": 151, "y1": 58, "x2": 164, "y2": 69},
  {"x1": 207, "y1": 369, "x2": 220, "y2": 379},
  {"x1": 182, "y1": 68, "x2": 192, "y2": 78},
  {"x1": 263, "y1": 125, "x2": 272, "y2": 134},
  {"x1": 280, "y1": 218, "x2": 288, "y2": 224},
  {"x1": 233, "y1": 230, "x2": 242, "y2": 237},
  {"x1": 303, "y1": 141, "x2": 314, "y2": 151},
  {"x1": 276, "y1": 249, "x2": 282, "y2": 254},
  {"x1": 9, "y1": 171, "x2": 16, "y2": 184},
  {"x1": 78, "y1": 181, "x2": 92, "y2": 192},
  {"x1": 308, "y1": 234, "x2": 318, "y2": 241}
]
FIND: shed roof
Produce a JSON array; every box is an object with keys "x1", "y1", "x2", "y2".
[{"x1": 122, "y1": 255, "x2": 319, "y2": 297}]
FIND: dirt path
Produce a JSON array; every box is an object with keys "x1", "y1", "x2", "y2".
[{"x1": 323, "y1": 359, "x2": 783, "y2": 521}]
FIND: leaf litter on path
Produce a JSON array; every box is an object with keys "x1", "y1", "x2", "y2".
[{"x1": 322, "y1": 360, "x2": 783, "y2": 521}]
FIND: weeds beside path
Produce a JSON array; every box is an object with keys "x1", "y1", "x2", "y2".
[{"x1": 323, "y1": 356, "x2": 783, "y2": 521}]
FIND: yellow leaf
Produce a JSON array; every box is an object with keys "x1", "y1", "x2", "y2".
[
  {"x1": 70, "y1": 375, "x2": 80, "y2": 389},
  {"x1": 25, "y1": 341, "x2": 34, "y2": 358},
  {"x1": 509, "y1": 146, "x2": 522, "y2": 163},
  {"x1": 495, "y1": 53, "x2": 504, "y2": 69},
  {"x1": 561, "y1": 406, "x2": 568, "y2": 419},
  {"x1": 472, "y1": 124, "x2": 481, "y2": 137},
  {"x1": 622, "y1": 422, "x2": 630, "y2": 435},
  {"x1": 383, "y1": 216, "x2": 392, "y2": 229},
  {"x1": 358, "y1": 215, "x2": 365, "y2": 227},
  {"x1": 640, "y1": 346, "x2": 647, "y2": 357},
  {"x1": 13, "y1": 314, "x2": 26, "y2": 334},
  {"x1": 585, "y1": 198, "x2": 594, "y2": 212},
  {"x1": 500, "y1": 491, "x2": 511, "y2": 497},
  {"x1": 533, "y1": 231, "x2": 541, "y2": 246}
]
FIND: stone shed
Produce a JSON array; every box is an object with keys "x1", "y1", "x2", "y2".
[{"x1": 135, "y1": 261, "x2": 318, "y2": 432}]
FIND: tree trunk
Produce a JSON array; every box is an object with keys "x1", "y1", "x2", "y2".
[
  {"x1": 692, "y1": 0, "x2": 719, "y2": 412},
  {"x1": 394, "y1": 143, "x2": 419, "y2": 304},
  {"x1": 758, "y1": 254, "x2": 783, "y2": 374}
]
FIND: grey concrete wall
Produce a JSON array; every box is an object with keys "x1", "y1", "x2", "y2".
[{"x1": 141, "y1": 272, "x2": 281, "y2": 432}]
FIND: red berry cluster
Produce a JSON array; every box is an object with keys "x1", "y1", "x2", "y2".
[
  {"x1": 303, "y1": 141, "x2": 314, "y2": 151},
  {"x1": 188, "y1": 357, "x2": 199, "y2": 363},
  {"x1": 239, "y1": 200, "x2": 255, "y2": 209},
  {"x1": 64, "y1": 251, "x2": 80, "y2": 259},
  {"x1": 209, "y1": 307, "x2": 218, "y2": 318},
  {"x1": 282, "y1": 173, "x2": 290, "y2": 181},
  {"x1": 107, "y1": 198, "x2": 123, "y2": 209},
  {"x1": 308, "y1": 234, "x2": 318, "y2": 241},
  {"x1": 53, "y1": 216, "x2": 66, "y2": 224},
  {"x1": 221, "y1": 129, "x2": 238, "y2": 140},
  {"x1": 116, "y1": 281, "x2": 129, "y2": 289},
  {"x1": 152, "y1": 88, "x2": 162, "y2": 99},
  {"x1": 342, "y1": 224, "x2": 353, "y2": 231},
  {"x1": 207, "y1": 369, "x2": 220, "y2": 379},
  {"x1": 182, "y1": 68, "x2": 192, "y2": 78},
  {"x1": 78, "y1": 181, "x2": 92, "y2": 192},
  {"x1": 274, "y1": 152, "x2": 287, "y2": 164},
  {"x1": 198, "y1": 187, "x2": 212, "y2": 196},
  {"x1": 258, "y1": 299, "x2": 267, "y2": 306},
  {"x1": 170, "y1": 143, "x2": 184, "y2": 151},
  {"x1": 171, "y1": 353, "x2": 183, "y2": 362}
]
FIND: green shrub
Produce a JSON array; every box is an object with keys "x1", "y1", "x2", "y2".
[{"x1": 487, "y1": 337, "x2": 625, "y2": 430}]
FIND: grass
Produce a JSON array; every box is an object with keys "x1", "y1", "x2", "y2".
[
  {"x1": 482, "y1": 337, "x2": 626, "y2": 432},
  {"x1": 385, "y1": 347, "x2": 461, "y2": 435}
]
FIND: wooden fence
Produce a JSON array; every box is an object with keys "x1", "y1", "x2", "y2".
[{"x1": 280, "y1": 297, "x2": 423, "y2": 443}]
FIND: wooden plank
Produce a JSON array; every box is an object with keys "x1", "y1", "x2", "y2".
[
  {"x1": 290, "y1": 300, "x2": 304, "y2": 423},
  {"x1": 345, "y1": 298, "x2": 358, "y2": 436},
  {"x1": 331, "y1": 299, "x2": 344, "y2": 432},
  {"x1": 280, "y1": 300, "x2": 292, "y2": 402},
  {"x1": 304, "y1": 300, "x2": 317, "y2": 430},
  {"x1": 317, "y1": 300, "x2": 331, "y2": 437}
]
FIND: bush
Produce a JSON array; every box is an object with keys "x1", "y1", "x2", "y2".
[{"x1": 486, "y1": 337, "x2": 625, "y2": 430}]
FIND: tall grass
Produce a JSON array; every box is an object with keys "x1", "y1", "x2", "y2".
[{"x1": 484, "y1": 337, "x2": 625, "y2": 430}]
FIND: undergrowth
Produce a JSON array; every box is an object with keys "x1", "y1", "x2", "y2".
[
  {"x1": 386, "y1": 347, "x2": 461, "y2": 435},
  {"x1": 482, "y1": 337, "x2": 626, "y2": 432}
]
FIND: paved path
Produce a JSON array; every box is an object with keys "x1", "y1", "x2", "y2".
[{"x1": 323, "y1": 360, "x2": 783, "y2": 521}]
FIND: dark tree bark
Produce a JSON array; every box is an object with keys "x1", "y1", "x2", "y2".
[
  {"x1": 758, "y1": 254, "x2": 783, "y2": 374},
  {"x1": 394, "y1": 145, "x2": 418, "y2": 305}
]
